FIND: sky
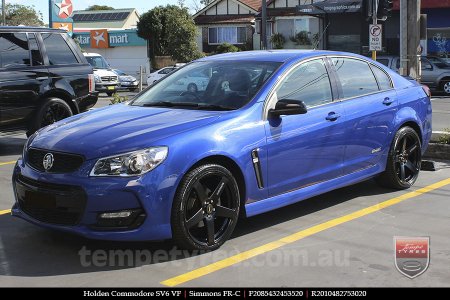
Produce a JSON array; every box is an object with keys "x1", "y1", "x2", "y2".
[{"x1": 7, "y1": 0, "x2": 198, "y2": 24}]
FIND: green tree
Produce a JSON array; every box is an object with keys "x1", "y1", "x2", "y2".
[
  {"x1": 86, "y1": 5, "x2": 114, "y2": 11},
  {"x1": 137, "y1": 5, "x2": 202, "y2": 64},
  {"x1": 4, "y1": 4, "x2": 44, "y2": 26}
]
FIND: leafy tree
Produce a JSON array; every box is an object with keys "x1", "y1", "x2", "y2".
[
  {"x1": 86, "y1": 5, "x2": 114, "y2": 11},
  {"x1": 3, "y1": 4, "x2": 44, "y2": 26},
  {"x1": 137, "y1": 5, "x2": 202, "y2": 64},
  {"x1": 201, "y1": 0, "x2": 214, "y2": 5}
]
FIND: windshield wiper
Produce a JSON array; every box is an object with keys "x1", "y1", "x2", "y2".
[
  {"x1": 196, "y1": 104, "x2": 234, "y2": 111},
  {"x1": 142, "y1": 101, "x2": 199, "y2": 108}
]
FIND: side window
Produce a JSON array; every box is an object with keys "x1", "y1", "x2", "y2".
[
  {"x1": 0, "y1": 32, "x2": 30, "y2": 68},
  {"x1": 159, "y1": 68, "x2": 170, "y2": 74},
  {"x1": 27, "y1": 33, "x2": 43, "y2": 66},
  {"x1": 41, "y1": 33, "x2": 78, "y2": 65},
  {"x1": 371, "y1": 65, "x2": 392, "y2": 90},
  {"x1": 332, "y1": 58, "x2": 379, "y2": 98},
  {"x1": 421, "y1": 58, "x2": 432, "y2": 70},
  {"x1": 275, "y1": 59, "x2": 333, "y2": 108}
]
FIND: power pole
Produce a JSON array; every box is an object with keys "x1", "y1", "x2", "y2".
[
  {"x1": 2, "y1": 0, "x2": 6, "y2": 26},
  {"x1": 400, "y1": 0, "x2": 421, "y2": 80},
  {"x1": 261, "y1": 0, "x2": 267, "y2": 50}
]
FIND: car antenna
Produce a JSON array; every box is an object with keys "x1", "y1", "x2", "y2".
[{"x1": 314, "y1": 21, "x2": 330, "y2": 50}]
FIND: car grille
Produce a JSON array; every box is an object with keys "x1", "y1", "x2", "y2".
[
  {"x1": 16, "y1": 175, "x2": 87, "y2": 226},
  {"x1": 27, "y1": 148, "x2": 84, "y2": 173},
  {"x1": 101, "y1": 76, "x2": 118, "y2": 82}
]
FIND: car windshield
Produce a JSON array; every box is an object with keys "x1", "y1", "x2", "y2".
[
  {"x1": 86, "y1": 56, "x2": 110, "y2": 69},
  {"x1": 132, "y1": 61, "x2": 281, "y2": 110},
  {"x1": 427, "y1": 57, "x2": 450, "y2": 69},
  {"x1": 115, "y1": 70, "x2": 127, "y2": 76}
]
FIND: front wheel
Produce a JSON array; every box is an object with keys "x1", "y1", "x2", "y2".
[
  {"x1": 441, "y1": 80, "x2": 450, "y2": 95},
  {"x1": 376, "y1": 126, "x2": 421, "y2": 189},
  {"x1": 171, "y1": 164, "x2": 240, "y2": 251},
  {"x1": 28, "y1": 97, "x2": 73, "y2": 135}
]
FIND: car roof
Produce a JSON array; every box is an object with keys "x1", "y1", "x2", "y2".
[
  {"x1": 0, "y1": 26, "x2": 64, "y2": 33},
  {"x1": 197, "y1": 50, "x2": 370, "y2": 63},
  {"x1": 83, "y1": 53, "x2": 103, "y2": 57}
]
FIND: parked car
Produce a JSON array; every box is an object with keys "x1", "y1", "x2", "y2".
[
  {"x1": 172, "y1": 70, "x2": 210, "y2": 92},
  {"x1": 377, "y1": 55, "x2": 450, "y2": 94},
  {"x1": 84, "y1": 53, "x2": 120, "y2": 96},
  {"x1": 146, "y1": 66, "x2": 178, "y2": 85},
  {"x1": 113, "y1": 69, "x2": 139, "y2": 92},
  {"x1": 0, "y1": 27, "x2": 97, "y2": 136},
  {"x1": 13, "y1": 51, "x2": 431, "y2": 251}
]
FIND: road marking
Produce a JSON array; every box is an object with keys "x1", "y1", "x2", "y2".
[
  {"x1": 0, "y1": 161, "x2": 16, "y2": 167},
  {"x1": 0, "y1": 209, "x2": 11, "y2": 215},
  {"x1": 161, "y1": 178, "x2": 450, "y2": 287}
]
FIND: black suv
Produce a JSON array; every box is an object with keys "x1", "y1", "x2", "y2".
[{"x1": 0, "y1": 27, "x2": 98, "y2": 136}]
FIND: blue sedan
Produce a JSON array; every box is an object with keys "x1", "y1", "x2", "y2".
[{"x1": 12, "y1": 50, "x2": 432, "y2": 250}]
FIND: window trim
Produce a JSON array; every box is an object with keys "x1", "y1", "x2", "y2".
[
  {"x1": 41, "y1": 32, "x2": 80, "y2": 66},
  {"x1": 369, "y1": 63, "x2": 393, "y2": 91},
  {"x1": 208, "y1": 26, "x2": 246, "y2": 45},
  {"x1": 263, "y1": 56, "x2": 337, "y2": 120},
  {"x1": 26, "y1": 32, "x2": 44, "y2": 67}
]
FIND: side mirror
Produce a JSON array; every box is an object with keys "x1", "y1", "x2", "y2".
[{"x1": 269, "y1": 99, "x2": 307, "y2": 118}]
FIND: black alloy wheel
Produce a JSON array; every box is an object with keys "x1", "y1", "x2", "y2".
[{"x1": 172, "y1": 164, "x2": 240, "y2": 250}]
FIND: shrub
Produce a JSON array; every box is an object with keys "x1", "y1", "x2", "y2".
[{"x1": 215, "y1": 43, "x2": 240, "y2": 54}]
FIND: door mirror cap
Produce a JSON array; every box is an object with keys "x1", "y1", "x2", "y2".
[{"x1": 269, "y1": 99, "x2": 308, "y2": 118}]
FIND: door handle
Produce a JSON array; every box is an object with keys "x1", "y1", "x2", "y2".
[
  {"x1": 326, "y1": 112, "x2": 341, "y2": 121},
  {"x1": 36, "y1": 77, "x2": 49, "y2": 81},
  {"x1": 382, "y1": 97, "x2": 393, "y2": 106}
]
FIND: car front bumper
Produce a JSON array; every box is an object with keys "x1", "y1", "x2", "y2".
[
  {"x1": 96, "y1": 83, "x2": 120, "y2": 93},
  {"x1": 11, "y1": 159, "x2": 174, "y2": 241}
]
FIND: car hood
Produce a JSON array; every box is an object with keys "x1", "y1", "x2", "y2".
[
  {"x1": 93, "y1": 69, "x2": 117, "y2": 76},
  {"x1": 31, "y1": 104, "x2": 221, "y2": 160}
]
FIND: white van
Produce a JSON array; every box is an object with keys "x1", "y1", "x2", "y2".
[{"x1": 83, "y1": 53, "x2": 120, "y2": 96}]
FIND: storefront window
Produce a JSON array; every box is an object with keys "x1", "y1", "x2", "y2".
[
  {"x1": 274, "y1": 17, "x2": 320, "y2": 49},
  {"x1": 428, "y1": 28, "x2": 450, "y2": 60}
]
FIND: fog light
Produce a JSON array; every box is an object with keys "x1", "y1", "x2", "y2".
[{"x1": 99, "y1": 211, "x2": 133, "y2": 219}]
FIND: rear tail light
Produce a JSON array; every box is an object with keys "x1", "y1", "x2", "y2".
[
  {"x1": 421, "y1": 84, "x2": 431, "y2": 98},
  {"x1": 88, "y1": 74, "x2": 95, "y2": 93}
]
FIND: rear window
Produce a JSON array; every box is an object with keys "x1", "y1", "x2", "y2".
[
  {"x1": 41, "y1": 33, "x2": 78, "y2": 65},
  {"x1": 0, "y1": 32, "x2": 30, "y2": 68}
]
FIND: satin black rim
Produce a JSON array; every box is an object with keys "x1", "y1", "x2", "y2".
[
  {"x1": 42, "y1": 103, "x2": 71, "y2": 127},
  {"x1": 394, "y1": 133, "x2": 421, "y2": 184}
]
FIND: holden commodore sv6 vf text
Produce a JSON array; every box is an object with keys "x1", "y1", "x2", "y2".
[{"x1": 12, "y1": 51, "x2": 432, "y2": 250}]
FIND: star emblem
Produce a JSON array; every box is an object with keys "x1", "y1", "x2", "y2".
[
  {"x1": 58, "y1": 23, "x2": 70, "y2": 31},
  {"x1": 93, "y1": 31, "x2": 106, "y2": 46},
  {"x1": 55, "y1": 0, "x2": 73, "y2": 19}
]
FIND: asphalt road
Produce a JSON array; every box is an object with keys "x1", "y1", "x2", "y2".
[
  {"x1": 0, "y1": 92, "x2": 449, "y2": 287},
  {"x1": 431, "y1": 96, "x2": 450, "y2": 131}
]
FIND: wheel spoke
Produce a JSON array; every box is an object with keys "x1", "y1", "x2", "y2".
[
  {"x1": 402, "y1": 137, "x2": 407, "y2": 152},
  {"x1": 405, "y1": 160, "x2": 418, "y2": 174},
  {"x1": 210, "y1": 176, "x2": 229, "y2": 204},
  {"x1": 205, "y1": 217, "x2": 215, "y2": 245},
  {"x1": 406, "y1": 142, "x2": 418, "y2": 155},
  {"x1": 400, "y1": 163, "x2": 406, "y2": 181},
  {"x1": 193, "y1": 181, "x2": 208, "y2": 203},
  {"x1": 215, "y1": 205, "x2": 235, "y2": 219},
  {"x1": 186, "y1": 208, "x2": 204, "y2": 229}
]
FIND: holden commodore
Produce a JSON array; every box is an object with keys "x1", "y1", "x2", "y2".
[{"x1": 12, "y1": 51, "x2": 432, "y2": 250}]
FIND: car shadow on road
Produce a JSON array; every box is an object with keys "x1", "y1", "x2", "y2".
[
  {"x1": 0, "y1": 179, "x2": 396, "y2": 277},
  {"x1": 0, "y1": 137, "x2": 26, "y2": 156}
]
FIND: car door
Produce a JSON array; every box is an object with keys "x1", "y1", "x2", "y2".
[
  {"x1": 420, "y1": 57, "x2": 435, "y2": 87},
  {"x1": 330, "y1": 57, "x2": 398, "y2": 175},
  {"x1": 0, "y1": 32, "x2": 48, "y2": 129},
  {"x1": 264, "y1": 58, "x2": 346, "y2": 197}
]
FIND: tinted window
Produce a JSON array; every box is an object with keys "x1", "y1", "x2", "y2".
[
  {"x1": 371, "y1": 65, "x2": 392, "y2": 90},
  {"x1": 377, "y1": 59, "x2": 389, "y2": 67},
  {"x1": 27, "y1": 33, "x2": 43, "y2": 66},
  {"x1": 276, "y1": 59, "x2": 333, "y2": 108},
  {"x1": 332, "y1": 58, "x2": 379, "y2": 98},
  {"x1": 0, "y1": 33, "x2": 30, "y2": 68},
  {"x1": 41, "y1": 33, "x2": 78, "y2": 65}
]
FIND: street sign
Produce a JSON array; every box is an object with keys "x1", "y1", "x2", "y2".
[{"x1": 369, "y1": 24, "x2": 382, "y2": 51}]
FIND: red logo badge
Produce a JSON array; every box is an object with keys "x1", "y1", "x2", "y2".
[
  {"x1": 394, "y1": 237, "x2": 430, "y2": 278},
  {"x1": 55, "y1": 0, "x2": 73, "y2": 19}
]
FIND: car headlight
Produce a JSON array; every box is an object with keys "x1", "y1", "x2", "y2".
[
  {"x1": 94, "y1": 74, "x2": 101, "y2": 83},
  {"x1": 90, "y1": 147, "x2": 168, "y2": 177}
]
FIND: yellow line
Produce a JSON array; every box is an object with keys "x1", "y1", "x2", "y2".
[
  {"x1": 0, "y1": 209, "x2": 11, "y2": 215},
  {"x1": 0, "y1": 161, "x2": 16, "y2": 166},
  {"x1": 161, "y1": 178, "x2": 450, "y2": 287}
]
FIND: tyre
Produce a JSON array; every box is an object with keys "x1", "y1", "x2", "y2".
[
  {"x1": 106, "y1": 92, "x2": 114, "y2": 97},
  {"x1": 441, "y1": 80, "x2": 450, "y2": 95},
  {"x1": 171, "y1": 164, "x2": 240, "y2": 251},
  {"x1": 376, "y1": 126, "x2": 421, "y2": 189},
  {"x1": 187, "y1": 83, "x2": 198, "y2": 93},
  {"x1": 28, "y1": 97, "x2": 73, "y2": 135}
]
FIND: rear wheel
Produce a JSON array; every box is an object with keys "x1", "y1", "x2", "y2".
[
  {"x1": 376, "y1": 126, "x2": 421, "y2": 189},
  {"x1": 28, "y1": 97, "x2": 72, "y2": 135},
  {"x1": 441, "y1": 80, "x2": 450, "y2": 95},
  {"x1": 172, "y1": 164, "x2": 240, "y2": 251}
]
